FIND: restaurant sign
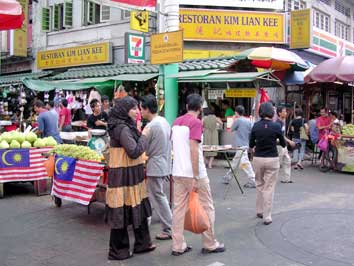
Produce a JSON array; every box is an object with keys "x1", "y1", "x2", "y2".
[
  {"x1": 225, "y1": 89, "x2": 257, "y2": 98},
  {"x1": 180, "y1": 9, "x2": 285, "y2": 43},
  {"x1": 37, "y1": 42, "x2": 112, "y2": 69},
  {"x1": 178, "y1": 0, "x2": 283, "y2": 10}
]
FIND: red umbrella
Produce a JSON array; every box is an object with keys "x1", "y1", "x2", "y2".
[
  {"x1": 0, "y1": 0, "x2": 24, "y2": 30},
  {"x1": 306, "y1": 56, "x2": 354, "y2": 83}
]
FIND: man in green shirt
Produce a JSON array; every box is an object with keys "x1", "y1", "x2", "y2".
[{"x1": 222, "y1": 100, "x2": 235, "y2": 117}]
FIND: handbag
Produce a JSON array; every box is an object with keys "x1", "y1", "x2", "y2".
[
  {"x1": 184, "y1": 189, "x2": 210, "y2": 234},
  {"x1": 300, "y1": 118, "x2": 309, "y2": 140}
]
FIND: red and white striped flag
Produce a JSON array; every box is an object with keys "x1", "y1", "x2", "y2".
[
  {"x1": 0, "y1": 147, "x2": 52, "y2": 183},
  {"x1": 51, "y1": 156, "x2": 104, "y2": 205}
]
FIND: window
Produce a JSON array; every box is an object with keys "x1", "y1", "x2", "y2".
[
  {"x1": 335, "y1": 19, "x2": 350, "y2": 40},
  {"x1": 83, "y1": 0, "x2": 110, "y2": 26},
  {"x1": 313, "y1": 9, "x2": 330, "y2": 32},
  {"x1": 335, "y1": 0, "x2": 350, "y2": 17},
  {"x1": 288, "y1": 0, "x2": 306, "y2": 10},
  {"x1": 121, "y1": 10, "x2": 130, "y2": 20},
  {"x1": 41, "y1": 0, "x2": 72, "y2": 32}
]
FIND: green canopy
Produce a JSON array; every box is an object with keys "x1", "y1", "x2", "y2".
[{"x1": 22, "y1": 78, "x2": 115, "y2": 92}]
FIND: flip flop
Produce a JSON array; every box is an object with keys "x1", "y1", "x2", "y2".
[
  {"x1": 171, "y1": 246, "x2": 192, "y2": 256},
  {"x1": 156, "y1": 232, "x2": 172, "y2": 240}
]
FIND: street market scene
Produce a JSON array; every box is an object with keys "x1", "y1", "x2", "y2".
[{"x1": 1, "y1": 0, "x2": 354, "y2": 265}]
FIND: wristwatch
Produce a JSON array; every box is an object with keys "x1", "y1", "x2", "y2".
[{"x1": 194, "y1": 175, "x2": 200, "y2": 179}]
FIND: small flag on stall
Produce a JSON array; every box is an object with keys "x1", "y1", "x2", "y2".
[
  {"x1": 52, "y1": 155, "x2": 104, "y2": 205},
  {"x1": 0, "y1": 148, "x2": 52, "y2": 183}
]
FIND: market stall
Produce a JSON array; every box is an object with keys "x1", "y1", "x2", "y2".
[
  {"x1": 0, "y1": 131, "x2": 56, "y2": 198},
  {"x1": 306, "y1": 56, "x2": 354, "y2": 173}
]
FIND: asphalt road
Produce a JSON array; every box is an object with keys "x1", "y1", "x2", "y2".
[{"x1": 1, "y1": 163, "x2": 354, "y2": 266}]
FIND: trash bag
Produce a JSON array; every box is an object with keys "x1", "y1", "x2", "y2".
[
  {"x1": 43, "y1": 155, "x2": 55, "y2": 177},
  {"x1": 184, "y1": 190, "x2": 210, "y2": 234}
]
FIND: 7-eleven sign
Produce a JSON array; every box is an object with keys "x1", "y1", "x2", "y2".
[{"x1": 126, "y1": 33, "x2": 145, "y2": 64}]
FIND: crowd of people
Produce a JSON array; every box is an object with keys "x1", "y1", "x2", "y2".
[{"x1": 25, "y1": 89, "x2": 345, "y2": 261}]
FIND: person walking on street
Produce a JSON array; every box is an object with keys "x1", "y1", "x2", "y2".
[
  {"x1": 171, "y1": 94, "x2": 225, "y2": 256},
  {"x1": 250, "y1": 102, "x2": 286, "y2": 225},
  {"x1": 275, "y1": 107, "x2": 293, "y2": 184},
  {"x1": 202, "y1": 107, "x2": 223, "y2": 169},
  {"x1": 34, "y1": 100, "x2": 62, "y2": 144},
  {"x1": 140, "y1": 94, "x2": 173, "y2": 241},
  {"x1": 106, "y1": 96, "x2": 156, "y2": 260},
  {"x1": 289, "y1": 108, "x2": 308, "y2": 170},
  {"x1": 222, "y1": 105, "x2": 256, "y2": 188}
]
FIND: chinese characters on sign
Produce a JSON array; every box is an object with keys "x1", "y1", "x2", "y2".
[
  {"x1": 10, "y1": 0, "x2": 28, "y2": 57},
  {"x1": 37, "y1": 42, "x2": 112, "y2": 69},
  {"x1": 290, "y1": 9, "x2": 311, "y2": 49},
  {"x1": 208, "y1": 89, "x2": 224, "y2": 100},
  {"x1": 179, "y1": 8, "x2": 285, "y2": 43}
]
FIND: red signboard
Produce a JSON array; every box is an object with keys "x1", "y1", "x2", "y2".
[{"x1": 104, "y1": 0, "x2": 156, "y2": 11}]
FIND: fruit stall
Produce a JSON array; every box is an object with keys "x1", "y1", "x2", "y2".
[
  {"x1": 0, "y1": 131, "x2": 57, "y2": 198},
  {"x1": 335, "y1": 124, "x2": 354, "y2": 173},
  {"x1": 46, "y1": 144, "x2": 106, "y2": 210}
]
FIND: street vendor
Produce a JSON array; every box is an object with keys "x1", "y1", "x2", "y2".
[
  {"x1": 33, "y1": 100, "x2": 62, "y2": 144},
  {"x1": 87, "y1": 99, "x2": 108, "y2": 131}
]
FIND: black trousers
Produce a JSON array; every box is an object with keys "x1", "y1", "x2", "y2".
[{"x1": 108, "y1": 219, "x2": 152, "y2": 260}]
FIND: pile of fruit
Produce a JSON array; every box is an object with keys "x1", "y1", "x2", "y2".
[
  {"x1": 341, "y1": 124, "x2": 354, "y2": 137},
  {"x1": 0, "y1": 131, "x2": 57, "y2": 149},
  {"x1": 50, "y1": 144, "x2": 102, "y2": 162}
]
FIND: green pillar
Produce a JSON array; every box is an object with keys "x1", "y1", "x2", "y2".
[{"x1": 160, "y1": 63, "x2": 178, "y2": 125}]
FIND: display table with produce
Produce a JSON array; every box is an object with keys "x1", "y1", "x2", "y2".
[
  {"x1": 0, "y1": 131, "x2": 57, "y2": 198},
  {"x1": 46, "y1": 144, "x2": 105, "y2": 209}
]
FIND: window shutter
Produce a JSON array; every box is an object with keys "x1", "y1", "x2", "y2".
[
  {"x1": 64, "y1": 0, "x2": 73, "y2": 28},
  {"x1": 100, "y1": 5, "x2": 110, "y2": 22},
  {"x1": 87, "y1": 1, "x2": 95, "y2": 24},
  {"x1": 41, "y1": 7, "x2": 50, "y2": 31},
  {"x1": 52, "y1": 4, "x2": 60, "y2": 30}
]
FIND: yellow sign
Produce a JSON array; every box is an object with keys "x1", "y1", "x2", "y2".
[
  {"x1": 225, "y1": 89, "x2": 257, "y2": 98},
  {"x1": 37, "y1": 42, "x2": 112, "y2": 69},
  {"x1": 183, "y1": 50, "x2": 240, "y2": 60},
  {"x1": 180, "y1": 8, "x2": 285, "y2": 43},
  {"x1": 130, "y1": 11, "x2": 149, "y2": 33},
  {"x1": 10, "y1": 0, "x2": 28, "y2": 57},
  {"x1": 151, "y1": 31, "x2": 183, "y2": 65},
  {"x1": 290, "y1": 9, "x2": 311, "y2": 49}
]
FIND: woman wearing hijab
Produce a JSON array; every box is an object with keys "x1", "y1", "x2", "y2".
[
  {"x1": 106, "y1": 96, "x2": 156, "y2": 260},
  {"x1": 250, "y1": 102, "x2": 286, "y2": 225}
]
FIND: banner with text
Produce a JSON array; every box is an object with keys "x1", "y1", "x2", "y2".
[
  {"x1": 290, "y1": 9, "x2": 311, "y2": 49},
  {"x1": 37, "y1": 42, "x2": 112, "y2": 69},
  {"x1": 179, "y1": 0, "x2": 283, "y2": 9},
  {"x1": 180, "y1": 9, "x2": 285, "y2": 43}
]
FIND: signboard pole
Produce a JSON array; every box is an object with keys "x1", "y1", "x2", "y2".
[{"x1": 159, "y1": 0, "x2": 179, "y2": 125}]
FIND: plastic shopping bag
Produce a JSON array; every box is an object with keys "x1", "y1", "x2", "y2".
[
  {"x1": 184, "y1": 190, "x2": 210, "y2": 234},
  {"x1": 317, "y1": 135, "x2": 328, "y2": 152}
]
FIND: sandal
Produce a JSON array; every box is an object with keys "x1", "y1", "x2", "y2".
[
  {"x1": 134, "y1": 244, "x2": 157, "y2": 254},
  {"x1": 297, "y1": 163, "x2": 304, "y2": 170},
  {"x1": 156, "y1": 232, "x2": 172, "y2": 240},
  {"x1": 171, "y1": 246, "x2": 192, "y2": 256}
]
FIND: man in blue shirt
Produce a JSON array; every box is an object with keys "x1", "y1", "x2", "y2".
[{"x1": 34, "y1": 100, "x2": 62, "y2": 144}]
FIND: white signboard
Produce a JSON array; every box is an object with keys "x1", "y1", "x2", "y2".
[
  {"x1": 208, "y1": 89, "x2": 224, "y2": 100},
  {"x1": 179, "y1": 0, "x2": 283, "y2": 9}
]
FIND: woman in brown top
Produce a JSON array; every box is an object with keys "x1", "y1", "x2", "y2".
[{"x1": 106, "y1": 96, "x2": 156, "y2": 260}]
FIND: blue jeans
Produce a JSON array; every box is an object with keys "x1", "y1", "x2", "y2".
[{"x1": 293, "y1": 138, "x2": 306, "y2": 163}]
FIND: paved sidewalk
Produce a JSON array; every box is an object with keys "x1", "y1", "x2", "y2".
[{"x1": 0, "y1": 164, "x2": 354, "y2": 266}]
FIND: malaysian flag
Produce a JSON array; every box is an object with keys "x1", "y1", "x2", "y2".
[
  {"x1": 0, "y1": 147, "x2": 52, "y2": 183},
  {"x1": 52, "y1": 155, "x2": 104, "y2": 205}
]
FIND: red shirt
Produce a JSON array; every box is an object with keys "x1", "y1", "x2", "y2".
[
  {"x1": 316, "y1": 116, "x2": 331, "y2": 140},
  {"x1": 59, "y1": 107, "x2": 71, "y2": 127}
]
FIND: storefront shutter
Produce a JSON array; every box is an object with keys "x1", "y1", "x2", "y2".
[
  {"x1": 64, "y1": 0, "x2": 73, "y2": 28},
  {"x1": 100, "y1": 5, "x2": 110, "y2": 22},
  {"x1": 41, "y1": 7, "x2": 50, "y2": 31}
]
